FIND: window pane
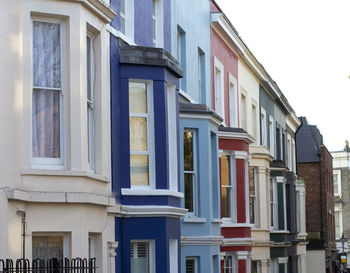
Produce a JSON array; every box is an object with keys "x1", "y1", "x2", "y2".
[
  {"x1": 131, "y1": 242, "x2": 149, "y2": 273},
  {"x1": 184, "y1": 131, "x2": 194, "y2": 171},
  {"x1": 334, "y1": 174, "x2": 338, "y2": 194},
  {"x1": 221, "y1": 187, "x2": 231, "y2": 218},
  {"x1": 252, "y1": 261, "x2": 258, "y2": 273},
  {"x1": 130, "y1": 117, "x2": 148, "y2": 151},
  {"x1": 86, "y1": 36, "x2": 92, "y2": 101},
  {"x1": 32, "y1": 236, "x2": 63, "y2": 260},
  {"x1": 184, "y1": 173, "x2": 194, "y2": 212},
  {"x1": 223, "y1": 256, "x2": 232, "y2": 273},
  {"x1": 130, "y1": 155, "x2": 149, "y2": 186},
  {"x1": 120, "y1": 0, "x2": 125, "y2": 14},
  {"x1": 250, "y1": 197, "x2": 255, "y2": 224},
  {"x1": 33, "y1": 21, "x2": 61, "y2": 88},
  {"x1": 221, "y1": 155, "x2": 230, "y2": 186},
  {"x1": 120, "y1": 17, "x2": 126, "y2": 34},
  {"x1": 32, "y1": 89, "x2": 60, "y2": 158},
  {"x1": 129, "y1": 83, "x2": 147, "y2": 113}
]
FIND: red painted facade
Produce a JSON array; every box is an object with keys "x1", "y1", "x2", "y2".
[{"x1": 211, "y1": 27, "x2": 239, "y2": 128}]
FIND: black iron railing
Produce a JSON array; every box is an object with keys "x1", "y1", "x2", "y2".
[{"x1": 0, "y1": 258, "x2": 96, "y2": 273}]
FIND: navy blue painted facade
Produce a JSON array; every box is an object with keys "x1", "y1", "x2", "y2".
[{"x1": 110, "y1": 1, "x2": 184, "y2": 272}]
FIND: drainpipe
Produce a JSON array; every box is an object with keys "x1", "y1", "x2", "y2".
[{"x1": 16, "y1": 210, "x2": 26, "y2": 259}]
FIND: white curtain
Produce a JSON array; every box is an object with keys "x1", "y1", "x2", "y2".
[{"x1": 32, "y1": 21, "x2": 61, "y2": 158}]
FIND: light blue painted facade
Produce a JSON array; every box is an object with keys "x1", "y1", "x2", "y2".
[
  {"x1": 179, "y1": 112, "x2": 221, "y2": 273},
  {"x1": 171, "y1": 0, "x2": 212, "y2": 106}
]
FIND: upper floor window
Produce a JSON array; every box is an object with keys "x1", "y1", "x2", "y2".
[
  {"x1": 86, "y1": 34, "x2": 95, "y2": 171},
  {"x1": 251, "y1": 104, "x2": 257, "y2": 138},
  {"x1": 198, "y1": 48, "x2": 205, "y2": 103},
  {"x1": 214, "y1": 57, "x2": 224, "y2": 122},
  {"x1": 32, "y1": 20, "x2": 65, "y2": 168},
  {"x1": 269, "y1": 116, "x2": 275, "y2": 157},
  {"x1": 260, "y1": 107, "x2": 267, "y2": 146},
  {"x1": 270, "y1": 178, "x2": 277, "y2": 229},
  {"x1": 240, "y1": 93, "x2": 247, "y2": 130},
  {"x1": 129, "y1": 81, "x2": 154, "y2": 187},
  {"x1": 152, "y1": 0, "x2": 163, "y2": 48},
  {"x1": 333, "y1": 169, "x2": 341, "y2": 196},
  {"x1": 177, "y1": 26, "x2": 186, "y2": 91},
  {"x1": 120, "y1": 0, "x2": 126, "y2": 34},
  {"x1": 184, "y1": 130, "x2": 197, "y2": 215},
  {"x1": 335, "y1": 210, "x2": 342, "y2": 239},
  {"x1": 229, "y1": 74, "x2": 238, "y2": 128},
  {"x1": 119, "y1": 0, "x2": 134, "y2": 41}
]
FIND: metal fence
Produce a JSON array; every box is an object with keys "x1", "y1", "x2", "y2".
[{"x1": 0, "y1": 258, "x2": 96, "y2": 273}]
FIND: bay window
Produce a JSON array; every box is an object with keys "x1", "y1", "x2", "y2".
[
  {"x1": 129, "y1": 81, "x2": 154, "y2": 187},
  {"x1": 184, "y1": 130, "x2": 197, "y2": 214},
  {"x1": 32, "y1": 20, "x2": 65, "y2": 167}
]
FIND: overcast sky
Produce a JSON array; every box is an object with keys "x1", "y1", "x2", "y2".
[{"x1": 215, "y1": 0, "x2": 350, "y2": 151}]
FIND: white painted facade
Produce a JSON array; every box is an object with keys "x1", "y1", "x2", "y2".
[{"x1": 0, "y1": 1, "x2": 118, "y2": 272}]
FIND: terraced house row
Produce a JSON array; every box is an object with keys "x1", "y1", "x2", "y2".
[{"x1": 0, "y1": 0, "x2": 312, "y2": 273}]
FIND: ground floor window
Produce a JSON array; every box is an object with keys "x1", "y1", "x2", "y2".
[
  {"x1": 223, "y1": 254, "x2": 238, "y2": 273},
  {"x1": 32, "y1": 235, "x2": 64, "y2": 260},
  {"x1": 252, "y1": 260, "x2": 260, "y2": 273},
  {"x1": 186, "y1": 257, "x2": 198, "y2": 273}
]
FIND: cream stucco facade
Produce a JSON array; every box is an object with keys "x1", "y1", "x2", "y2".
[{"x1": 0, "y1": 1, "x2": 118, "y2": 272}]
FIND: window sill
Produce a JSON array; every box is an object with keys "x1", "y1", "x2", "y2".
[
  {"x1": 20, "y1": 169, "x2": 110, "y2": 183},
  {"x1": 183, "y1": 216, "x2": 206, "y2": 223},
  {"x1": 211, "y1": 218, "x2": 222, "y2": 223},
  {"x1": 121, "y1": 188, "x2": 184, "y2": 198},
  {"x1": 270, "y1": 229, "x2": 290, "y2": 234}
]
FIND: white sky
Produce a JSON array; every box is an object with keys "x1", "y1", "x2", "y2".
[{"x1": 215, "y1": 0, "x2": 350, "y2": 151}]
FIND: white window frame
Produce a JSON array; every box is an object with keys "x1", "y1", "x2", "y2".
[
  {"x1": 291, "y1": 138, "x2": 296, "y2": 172},
  {"x1": 167, "y1": 84, "x2": 178, "y2": 192},
  {"x1": 270, "y1": 178, "x2": 278, "y2": 229},
  {"x1": 287, "y1": 134, "x2": 292, "y2": 170},
  {"x1": 152, "y1": 0, "x2": 163, "y2": 48},
  {"x1": 184, "y1": 129, "x2": 198, "y2": 216},
  {"x1": 220, "y1": 151, "x2": 237, "y2": 223},
  {"x1": 222, "y1": 254, "x2": 238, "y2": 273},
  {"x1": 260, "y1": 107, "x2": 267, "y2": 147},
  {"x1": 333, "y1": 169, "x2": 342, "y2": 197},
  {"x1": 269, "y1": 116, "x2": 275, "y2": 157},
  {"x1": 251, "y1": 104, "x2": 257, "y2": 139},
  {"x1": 169, "y1": 240, "x2": 178, "y2": 273},
  {"x1": 185, "y1": 257, "x2": 199, "y2": 273},
  {"x1": 214, "y1": 57, "x2": 225, "y2": 123},
  {"x1": 335, "y1": 208, "x2": 343, "y2": 239},
  {"x1": 31, "y1": 18, "x2": 66, "y2": 169},
  {"x1": 197, "y1": 49, "x2": 204, "y2": 103},
  {"x1": 118, "y1": 0, "x2": 135, "y2": 42},
  {"x1": 86, "y1": 33, "x2": 95, "y2": 171},
  {"x1": 130, "y1": 240, "x2": 155, "y2": 273},
  {"x1": 228, "y1": 74, "x2": 238, "y2": 128},
  {"x1": 240, "y1": 92, "x2": 247, "y2": 131},
  {"x1": 250, "y1": 168, "x2": 258, "y2": 225},
  {"x1": 129, "y1": 80, "x2": 155, "y2": 189}
]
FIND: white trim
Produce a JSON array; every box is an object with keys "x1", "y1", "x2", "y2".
[
  {"x1": 120, "y1": 205, "x2": 187, "y2": 218},
  {"x1": 31, "y1": 18, "x2": 66, "y2": 169},
  {"x1": 228, "y1": 73, "x2": 238, "y2": 128},
  {"x1": 245, "y1": 159, "x2": 250, "y2": 224},
  {"x1": 221, "y1": 222, "x2": 254, "y2": 228},
  {"x1": 179, "y1": 89, "x2": 196, "y2": 103},
  {"x1": 233, "y1": 150, "x2": 249, "y2": 160},
  {"x1": 169, "y1": 239, "x2": 178, "y2": 273},
  {"x1": 277, "y1": 257, "x2": 288, "y2": 264},
  {"x1": 214, "y1": 56, "x2": 225, "y2": 123},
  {"x1": 181, "y1": 236, "x2": 224, "y2": 246},
  {"x1": 218, "y1": 131, "x2": 255, "y2": 144},
  {"x1": 121, "y1": 188, "x2": 183, "y2": 198},
  {"x1": 153, "y1": 0, "x2": 163, "y2": 48},
  {"x1": 107, "y1": 25, "x2": 136, "y2": 45},
  {"x1": 183, "y1": 216, "x2": 206, "y2": 223},
  {"x1": 260, "y1": 107, "x2": 267, "y2": 147},
  {"x1": 333, "y1": 169, "x2": 342, "y2": 197},
  {"x1": 269, "y1": 116, "x2": 275, "y2": 157}
]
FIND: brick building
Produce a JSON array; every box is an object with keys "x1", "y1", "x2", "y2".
[{"x1": 296, "y1": 116, "x2": 336, "y2": 273}]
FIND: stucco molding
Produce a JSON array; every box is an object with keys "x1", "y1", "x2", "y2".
[
  {"x1": 121, "y1": 188, "x2": 184, "y2": 198},
  {"x1": 5, "y1": 188, "x2": 113, "y2": 206},
  {"x1": 181, "y1": 236, "x2": 224, "y2": 246},
  {"x1": 222, "y1": 238, "x2": 253, "y2": 247},
  {"x1": 218, "y1": 130, "x2": 255, "y2": 144},
  {"x1": 119, "y1": 205, "x2": 187, "y2": 218},
  {"x1": 237, "y1": 251, "x2": 249, "y2": 260}
]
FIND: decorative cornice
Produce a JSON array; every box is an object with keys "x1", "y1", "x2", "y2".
[
  {"x1": 223, "y1": 238, "x2": 253, "y2": 247},
  {"x1": 181, "y1": 236, "x2": 224, "y2": 246},
  {"x1": 218, "y1": 130, "x2": 255, "y2": 144},
  {"x1": 119, "y1": 205, "x2": 187, "y2": 218},
  {"x1": 179, "y1": 103, "x2": 223, "y2": 127}
]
